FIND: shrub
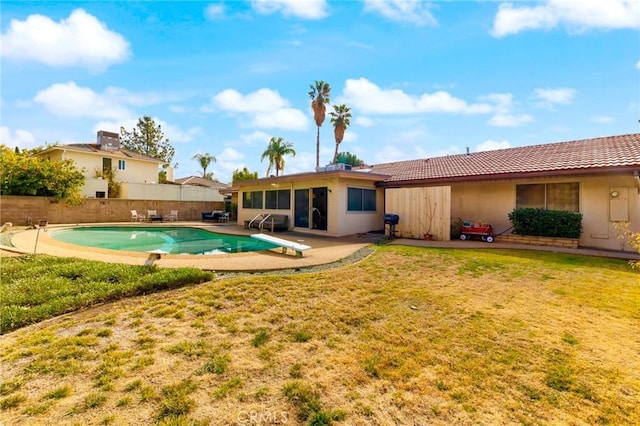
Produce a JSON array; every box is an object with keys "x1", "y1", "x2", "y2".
[{"x1": 508, "y1": 208, "x2": 582, "y2": 238}]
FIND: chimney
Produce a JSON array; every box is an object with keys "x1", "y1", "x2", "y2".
[
  {"x1": 97, "y1": 130, "x2": 120, "y2": 151},
  {"x1": 466, "y1": 147, "x2": 470, "y2": 157}
]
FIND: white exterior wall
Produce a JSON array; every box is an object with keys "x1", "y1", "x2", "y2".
[
  {"x1": 237, "y1": 175, "x2": 384, "y2": 237},
  {"x1": 57, "y1": 150, "x2": 159, "y2": 184},
  {"x1": 121, "y1": 183, "x2": 225, "y2": 202},
  {"x1": 82, "y1": 178, "x2": 109, "y2": 198}
]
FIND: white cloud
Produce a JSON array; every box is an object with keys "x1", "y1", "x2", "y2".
[
  {"x1": 363, "y1": 0, "x2": 438, "y2": 26},
  {"x1": 0, "y1": 9, "x2": 130, "y2": 71},
  {"x1": 35, "y1": 82, "x2": 169, "y2": 122},
  {"x1": 219, "y1": 147, "x2": 245, "y2": 162},
  {"x1": 341, "y1": 78, "x2": 493, "y2": 115},
  {"x1": 160, "y1": 122, "x2": 202, "y2": 144},
  {"x1": 238, "y1": 131, "x2": 273, "y2": 146},
  {"x1": 477, "y1": 140, "x2": 511, "y2": 152},
  {"x1": 356, "y1": 116, "x2": 375, "y2": 127},
  {"x1": 251, "y1": 0, "x2": 328, "y2": 19},
  {"x1": 491, "y1": 0, "x2": 640, "y2": 37},
  {"x1": 488, "y1": 113, "x2": 533, "y2": 127},
  {"x1": 211, "y1": 88, "x2": 309, "y2": 131},
  {"x1": 483, "y1": 92, "x2": 533, "y2": 127},
  {"x1": 636, "y1": 60, "x2": 640, "y2": 69},
  {"x1": 0, "y1": 126, "x2": 37, "y2": 149},
  {"x1": 204, "y1": 3, "x2": 226, "y2": 20},
  {"x1": 534, "y1": 87, "x2": 576, "y2": 109},
  {"x1": 214, "y1": 88, "x2": 287, "y2": 113},
  {"x1": 35, "y1": 82, "x2": 132, "y2": 120}
]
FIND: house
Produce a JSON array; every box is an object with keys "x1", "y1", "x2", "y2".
[
  {"x1": 235, "y1": 163, "x2": 390, "y2": 236},
  {"x1": 36, "y1": 131, "x2": 223, "y2": 203},
  {"x1": 235, "y1": 133, "x2": 640, "y2": 252},
  {"x1": 36, "y1": 131, "x2": 166, "y2": 199}
]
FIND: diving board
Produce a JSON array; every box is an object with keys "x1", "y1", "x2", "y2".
[{"x1": 251, "y1": 233, "x2": 311, "y2": 257}]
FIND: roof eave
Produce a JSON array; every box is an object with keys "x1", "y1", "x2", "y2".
[{"x1": 377, "y1": 166, "x2": 640, "y2": 187}]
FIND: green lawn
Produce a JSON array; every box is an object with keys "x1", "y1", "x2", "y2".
[{"x1": 1, "y1": 246, "x2": 639, "y2": 425}]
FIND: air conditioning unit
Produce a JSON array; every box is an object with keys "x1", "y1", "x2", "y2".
[{"x1": 322, "y1": 163, "x2": 351, "y2": 171}]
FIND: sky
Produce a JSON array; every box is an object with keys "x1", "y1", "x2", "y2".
[{"x1": 1, "y1": 0, "x2": 639, "y2": 183}]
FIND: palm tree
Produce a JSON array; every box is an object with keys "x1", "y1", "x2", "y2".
[
  {"x1": 192, "y1": 153, "x2": 216, "y2": 179},
  {"x1": 308, "y1": 80, "x2": 331, "y2": 169},
  {"x1": 329, "y1": 104, "x2": 352, "y2": 164},
  {"x1": 260, "y1": 137, "x2": 296, "y2": 177}
]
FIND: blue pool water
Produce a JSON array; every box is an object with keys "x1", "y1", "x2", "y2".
[{"x1": 51, "y1": 226, "x2": 278, "y2": 255}]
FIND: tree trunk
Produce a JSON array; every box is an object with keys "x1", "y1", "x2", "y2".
[{"x1": 316, "y1": 126, "x2": 320, "y2": 169}]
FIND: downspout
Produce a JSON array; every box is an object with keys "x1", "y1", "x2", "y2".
[{"x1": 634, "y1": 170, "x2": 640, "y2": 194}]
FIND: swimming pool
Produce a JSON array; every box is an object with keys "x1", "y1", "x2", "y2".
[{"x1": 51, "y1": 226, "x2": 279, "y2": 255}]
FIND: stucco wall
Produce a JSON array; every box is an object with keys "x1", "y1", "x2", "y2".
[
  {"x1": 55, "y1": 150, "x2": 159, "y2": 184},
  {"x1": 121, "y1": 183, "x2": 225, "y2": 202},
  {"x1": 450, "y1": 174, "x2": 640, "y2": 252},
  {"x1": 237, "y1": 175, "x2": 384, "y2": 237},
  {"x1": 0, "y1": 196, "x2": 223, "y2": 225}
]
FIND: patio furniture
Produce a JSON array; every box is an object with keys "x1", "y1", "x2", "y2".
[
  {"x1": 166, "y1": 210, "x2": 178, "y2": 222},
  {"x1": 147, "y1": 210, "x2": 163, "y2": 222},
  {"x1": 131, "y1": 210, "x2": 146, "y2": 222},
  {"x1": 202, "y1": 211, "x2": 225, "y2": 222},
  {"x1": 218, "y1": 212, "x2": 230, "y2": 223}
]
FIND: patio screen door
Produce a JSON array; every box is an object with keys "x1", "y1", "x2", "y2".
[
  {"x1": 294, "y1": 189, "x2": 309, "y2": 228},
  {"x1": 294, "y1": 187, "x2": 328, "y2": 230}
]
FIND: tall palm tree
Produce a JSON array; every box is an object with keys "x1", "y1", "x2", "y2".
[
  {"x1": 329, "y1": 104, "x2": 352, "y2": 164},
  {"x1": 260, "y1": 137, "x2": 296, "y2": 177},
  {"x1": 308, "y1": 80, "x2": 331, "y2": 169},
  {"x1": 192, "y1": 153, "x2": 216, "y2": 179}
]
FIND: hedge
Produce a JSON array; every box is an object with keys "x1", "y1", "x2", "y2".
[{"x1": 508, "y1": 208, "x2": 583, "y2": 239}]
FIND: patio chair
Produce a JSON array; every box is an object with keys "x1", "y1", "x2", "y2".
[
  {"x1": 218, "y1": 212, "x2": 230, "y2": 223},
  {"x1": 166, "y1": 210, "x2": 178, "y2": 222},
  {"x1": 131, "y1": 210, "x2": 146, "y2": 222}
]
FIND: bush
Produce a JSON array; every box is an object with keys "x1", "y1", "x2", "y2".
[{"x1": 508, "y1": 208, "x2": 582, "y2": 238}]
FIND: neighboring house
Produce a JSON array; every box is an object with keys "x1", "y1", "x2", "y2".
[
  {"x1": 36, "y1": 131, "x2": 166, "y2": 199},
  {"x1": 235, "y1": 133, "x2": 640, "y2": 252},
  {"x1": 174, "y1": 176, "x2": 229, "y2": 203},
  {"x1": 36, "y1": 131, "x2": 222, "y2": 202}
]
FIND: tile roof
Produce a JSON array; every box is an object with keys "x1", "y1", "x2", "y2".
[
  {"x1": 175, "y1": 176, "x2": 229, "y2": 188},
  {"x1": 42, "y1": 144, "x2": 166, "y2": 163},
  {"x1": 369, "y1": 133, "x2": 640, "y2": 184}
]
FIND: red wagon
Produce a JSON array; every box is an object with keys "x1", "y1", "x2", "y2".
[{"x1": 460, "y1": 222, "x2": 494, "y2": 243}]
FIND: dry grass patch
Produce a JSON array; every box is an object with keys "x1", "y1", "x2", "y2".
[{"x1": 1, "y1": 245, "x2": 639, "y2": 425}]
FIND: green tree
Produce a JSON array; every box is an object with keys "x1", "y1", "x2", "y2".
[
  {"x1": 308, "y1": 80, "x2": 331, "y2": 169},
  {"x1": 0, "y1": 145, "x2": 85, "y2": 202},
  {"x1": 120, "y1": 116, "x2": 175, "y2": 167},
  {"x1": 260, "y1": 137, "x2": 296, "y2": 177},
  {"x1": 232, "y1": 167, "x2": 259, "y2": 183},
  {"x1": 192, "y1": 153, "x2": 217, "y2": 179},
  {"x1": 336, "y1": 152, "x2": 364, "y2": 167},
  {"x1": 329, "y1": 104, "x2": 352, "y2": 164}
]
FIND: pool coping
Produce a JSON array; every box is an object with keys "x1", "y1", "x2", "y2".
[{"x1": 6, "y1": 222, "x2": 377, "y2": 272}]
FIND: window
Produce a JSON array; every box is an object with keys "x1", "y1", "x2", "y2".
[
  {"x1": 516, "y1": 182, "x2": 579, "y2": 212},
  {"x1": 347, "y1": 187, "x2": 376, "y2": 212},
  {"x1": 265, "y1": 189, "x2": 291, "y2": 210},
  {"x1": 242, "y1": 191, "x2": 263, "y2": 209},
  {"x1": 118, "y1": 160, "x2": 126, "y2": 170}
]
